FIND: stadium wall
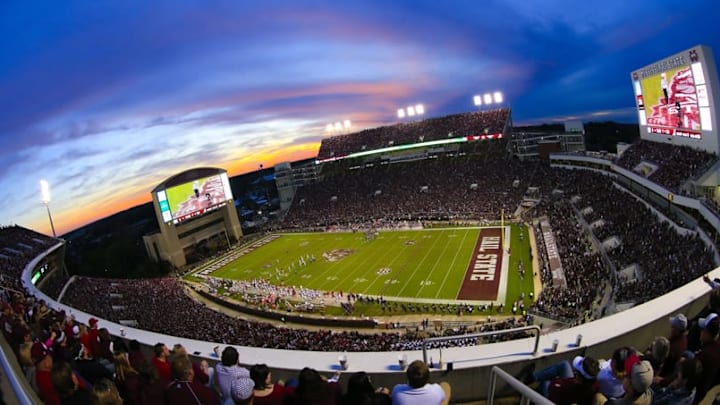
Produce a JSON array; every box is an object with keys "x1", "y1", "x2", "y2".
[{"x1": 22, "y1": 242, "x2": 720, "y2": 401}]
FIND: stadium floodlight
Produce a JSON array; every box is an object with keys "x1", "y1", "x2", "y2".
[
  {"x1": 493, "y1": 91, "x2": 503, "y2": 104},
  {"x1": 398, "y1": 104, "x2": 425, "y2": 120},
  {"x1": 473, "y1": 95, "x2": 482, "y2": 106},
  {"x1": 326, "y1": 119, "x2": 352, "y2": 134},
  {"x1": 483, "y1": 93, "x2": 492, "y2": 104},
  {"x1": 39, "y1": 180, "x2": 57, "y2": 238}
]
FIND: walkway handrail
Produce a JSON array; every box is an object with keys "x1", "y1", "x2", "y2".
[
  {"x1": 421, "y1": 325, "x2": 541, "y2": 363},
  {"x1": 488, "y1": 366, "x2": 553, "y2": 405}
]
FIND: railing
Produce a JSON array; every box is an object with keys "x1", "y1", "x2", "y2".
[
  {"x1": 0, "y1": 332, "x2": 40, "y2": 404},
  {"x1": 488, "y1": 366, "x2": 553, "y2": 405},
  {"x1": 421, "y1": 325, "x2": 541, "y2": 364}
]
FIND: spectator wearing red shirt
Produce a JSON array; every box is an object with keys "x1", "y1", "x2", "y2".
[
  {"x1": 250, "y1": 363, "x2": 295, "y2": 405},
  {"x1": 32, "y1": 342, "x2": 60, "y2": 405},
  {"x1": 152, "y1": 343, "x2": 172, "y2": 383}
]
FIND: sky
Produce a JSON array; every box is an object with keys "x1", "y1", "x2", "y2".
[{"x1": 1, "y1": 0, "x2": 719, "y2": 236}]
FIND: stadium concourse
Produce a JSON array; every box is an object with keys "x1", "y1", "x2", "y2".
[{"x1": 3, "y1": 111, "x2": 720, "y2": 402}]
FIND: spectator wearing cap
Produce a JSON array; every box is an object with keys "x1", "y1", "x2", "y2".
[
  {"x1": 230, "y1": 373, "x2": 255, "y2": 405},
  {"x1": 652, "y1": 357, "x2": 701, "y2": 405},
  {"x1": 529, "y1": 355, "x2": 600, "y2": 405},
  {"x1": 80, "y1": 318, "x2": 99, "y2": 358},
  {"x1": 661, "y1": 313, "x2": 688, "y2": 379},
  {"x1": 213, "y1": 346, "x2": 250, "y2": 405},
  {"x1": 32, "y1": 341, "x2": 61, "y2": 405},
  {"x1": 695, "y1": 313, "x2": 720, "y2": 401},
  {"x1": 152, "y1": 342, "x2": 172, "y2": 383},
  {"x1": 165, "y1": 355, "x2": 220, "y2": 405},
  {"x1": 605, "y1": 360, "x2": 654, "y2": 405}
]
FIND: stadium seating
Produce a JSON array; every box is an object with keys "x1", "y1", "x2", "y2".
[{"x1": 317, "y1": 108, "x2": 510, "y2": 159}]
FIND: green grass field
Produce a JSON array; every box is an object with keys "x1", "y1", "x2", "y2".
[{"x1": 208, "y1": 224, "x2": 535, "y2": 311}]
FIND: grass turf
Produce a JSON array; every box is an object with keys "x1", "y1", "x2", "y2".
[{"x1": 208, "y1": 224, "x2": 535, "y2": 314}]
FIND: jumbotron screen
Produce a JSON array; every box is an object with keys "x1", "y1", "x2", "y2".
[
  {"x1": 156, "y1": 173, "x2": 233, "y2": 224},
  {"x1": 631, "y1": 45, "x2": 717, "y2": 145}
]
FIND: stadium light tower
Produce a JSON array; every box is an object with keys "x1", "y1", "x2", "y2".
[
  {"x1": 326, "y1": 119, "x2": 352, "y2": 134},
  {"x1": 473, "y1": 91, "x2": 504, "y2": 109},
  {"x1": 40, "y1": 180, "x2": 57, "y2": 238},
  {"x1": 397, "y1": 104, "x2": 425, "y2": 120}
]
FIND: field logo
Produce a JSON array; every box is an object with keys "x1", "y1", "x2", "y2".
[
  {"x1": 376, "y1": 267, "x2": 391, "y2": 275},
  {"x1": 322, "y1": 249, "x2": 354, "y2": 262},
  {"x1": 457, "y1": 228, "x2": 504, "y2": 300}
]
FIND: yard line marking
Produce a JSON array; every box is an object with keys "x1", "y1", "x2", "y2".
[
  {"x1": 435, "y1": 229, "x2": 472, "y2": 298},
  {"x1": 396, "y1": 229, "x2": 446, "y2": 297}
]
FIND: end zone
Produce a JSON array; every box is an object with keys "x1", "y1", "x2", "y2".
[{"x1": 456, "y1": 227, "x2": 509, "y2": 303}]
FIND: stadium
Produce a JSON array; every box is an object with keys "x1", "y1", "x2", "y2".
[{"x1": 2, "y1": 44, "x2": 720, "y2": 404}]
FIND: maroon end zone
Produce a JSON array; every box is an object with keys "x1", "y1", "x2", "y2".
[{"x1": 457, "y1": 228, "x2": 503, "y2": 301}]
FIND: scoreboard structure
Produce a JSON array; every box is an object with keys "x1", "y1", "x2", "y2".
[
  {"x1": 143, "y1": 167, "x2": 242, "y2": 268},
  {"x1": 631, "y1": 45, "x2": 720, "y2": 154}
]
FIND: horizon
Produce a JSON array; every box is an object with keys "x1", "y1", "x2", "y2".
[{"x1": 1, "y1": 1, "x2": 718, "y2": 235}]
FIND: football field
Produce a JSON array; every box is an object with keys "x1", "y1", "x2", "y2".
[{"x1": 208, "y1": 224, "x2": 533, "y2": 305}]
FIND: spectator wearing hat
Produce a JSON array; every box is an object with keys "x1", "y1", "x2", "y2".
[
  {"x1": 165, "y1": 355, "x2": 220, "y2": 405},
  {"x1": 526, "y1": 355, "x2": 600, "y2": 405},
  {"x1": 605, "y1": 360, "x2": 654, "y2": 405},
  {"x1": 652, "y1": 357, "x2": 701, "y2": 405},
  {"x1": 695, "y1": 313, "x2": 720, "y2": 401},
  {"x1": 230, "y1": 373, "x2": 255, "y2": 405},
  {"x1": 661, "y1": 313, "x2": 688, "y2": 379}
]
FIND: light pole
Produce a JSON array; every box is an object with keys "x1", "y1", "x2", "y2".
[{"x1": 40, "y1": 180, "x2": 57, "y2": 238}]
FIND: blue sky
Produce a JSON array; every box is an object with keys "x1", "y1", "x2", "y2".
[{"x1": 1, "y1": 0, "x2": 719, "y2": 234}]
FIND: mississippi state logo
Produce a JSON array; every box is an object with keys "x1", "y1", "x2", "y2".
[{"x1": 689, "y1": 50, "x2": 699, "y2": 63}]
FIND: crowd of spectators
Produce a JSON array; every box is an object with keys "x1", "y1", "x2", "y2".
[
  {"x1": 317, "y1": 108, "x2": 510, "y2": 159},
  {"x1": 520, "y1": 293, "x2": 720, "y2": 404},
  {"x1": 615, "y1": 139, "x2": 717, "y2": 193},
  {"x1": 283, "y1": 156, "x2": 531, "y2": 229}
]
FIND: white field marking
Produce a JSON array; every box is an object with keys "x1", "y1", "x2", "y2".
[
  {"x1": 396, "y1": 230, "x2": 447, "y2": 297},
  {"x1": 435, "y1": 229, "x2": 472, "y2": 298}
]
